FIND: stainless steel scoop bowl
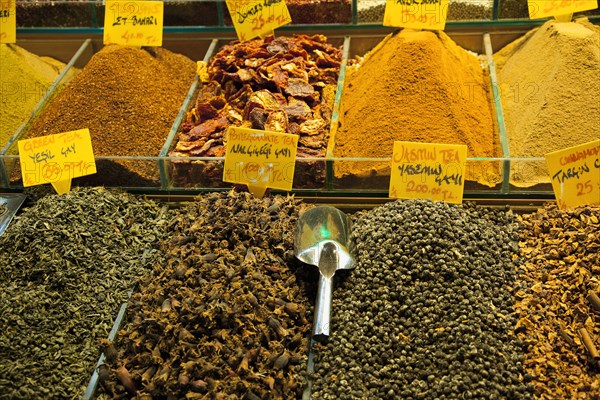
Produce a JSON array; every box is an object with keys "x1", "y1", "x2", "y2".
[{"x1": 294, "y1": 206, "x2": 355, "y2": 341}]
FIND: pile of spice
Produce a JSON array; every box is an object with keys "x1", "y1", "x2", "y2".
[
  {"x1": 516, "y1": 204, "x2": 600, "y2": 398},
  {"x1": 17, "y1": 45, "x2": 195, "y2": 186},
  {"x1": 285, "y1": 0, "x2": 351, "y2": 23},
  {"x1": 311, "y1": 200, "x2": 532, "y2": 399},
  {"x1": 358, "y1": 0, "x2": 492, "y2": 23},
  {"x1": 0, "y1": 44, "x2": 76, "y2": 149},
  {"x1": 170, "y1": 34, "x2": 341, "y2": 188},
  {"x1": 99, "y1": 191, "x2": 314, "y2": 398},
  {"x1": 494, "y1": 19, "x2": 600, "y2": 187},
  {"x1": 334, "y1": 30, "x2": 500, "y2": 187},
  {"x1": 0, "y1": 187, "x2": 170, "y2": 399},
  {"x1": 17, "y1": 0, "x2": 92, "y2": 27}
]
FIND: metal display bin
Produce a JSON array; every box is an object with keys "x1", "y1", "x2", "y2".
[{"x1": 1, "y1": 37, "x2": 214, "y2": 190}]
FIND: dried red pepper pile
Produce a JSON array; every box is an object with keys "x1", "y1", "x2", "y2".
[{"x1": 169, "y1": 34, "x2": 341, "y2": 187}]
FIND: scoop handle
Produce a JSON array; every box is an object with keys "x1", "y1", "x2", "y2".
[{"x1": 313, "y1": 274, "x2": 333, "y2": 340}]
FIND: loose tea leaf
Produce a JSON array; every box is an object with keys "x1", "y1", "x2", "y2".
[
  {"x1": 517, "y1": 204, "x2": 600, "y2": 398},
  {"x1": 0, "y1": 187, "x2": 171, "y2": 399},
  {"x1": 100, "y1": 191, "x2": 314, "y2": 399},
  {"x1": 312, "y1": 200, "x2": 532, "y2": 399}
]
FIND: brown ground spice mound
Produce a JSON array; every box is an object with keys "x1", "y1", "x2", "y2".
[
  {"x1": 334, "y1": 29, "x2": 500, "y2": 187},
  {"x1": 19, "y1": 45, "x2": 195, "y2": 184},
  {"x1": 494, "y1": 19, "x2": 600, "y2": 187}
]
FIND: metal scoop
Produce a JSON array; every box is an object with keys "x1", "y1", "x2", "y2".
[{"x1": 294, "y1": 206, "x2": 355, "y2": 341}]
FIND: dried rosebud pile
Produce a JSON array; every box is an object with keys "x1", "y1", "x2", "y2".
[
  {"x1": 100, "y1": 192, "x2": 314, "y2": 399},
  {"x1": 169, "y1": 34, "x2": 341, "y2": 188},
  {"x1": 516, "y1": 204, "x2": 600, "y2": 399}
]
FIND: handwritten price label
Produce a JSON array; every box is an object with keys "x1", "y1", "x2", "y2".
[
  {"x1": 546, "y1": 139, "x2": 600, "y2": 210},
  {"x1": 383, "y1": 0, "x2": 449, "y2": 31},
  {"x1": 104, "y1": 1, "x2": 163, "y2": 47},
  {"x1": 223, "y1": 127, "x2": 298, "y2": 197},
  {"x1": 389, "y1": 141, "x2": 467, "y2": 204},
  {"x1": 528, "y1": 0, "x2": 597, "y2": 19},
  {"x1": 0, "y1": 0, "x2": 16, "y2": 44},
  {"x1": 18, "y1": 129, "x2": 97, "y2": 195},
  {"x1": 226, "y1": 0, "x2": 291, "y2": 42}
]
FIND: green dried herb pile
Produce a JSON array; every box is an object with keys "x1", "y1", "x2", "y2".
[{"x1": 0, "y1": 187, "x2": 170, "y2": 399}]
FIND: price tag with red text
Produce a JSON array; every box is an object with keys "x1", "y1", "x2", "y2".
[
  {"x1": 18, "y1": 129, "x2": 97, "y2": 195},
  {"x1": 527, "y1": 0, "x2": 597, "y2": 20},
  {"x1": 0, "y1": 0, "x2": 16, "y2": 44},
  {"x1": 226, "y1": 0, "x2": 291, "y2": 42},
  {"x1": 223, "y1": 127, "x2": 298, "y2": 198},
  {"x1": 383, "y1": 0, "x2": 449, "y2": 31},
  {"x1": 104, "y1": 1, "x2": 163, "y2": 47},
  {"x1": 546, "y1": 139, "x2": 600, "y2": 210},
  {"x1": 389, "y1": 141, "x2": 467, "y2": 204}
]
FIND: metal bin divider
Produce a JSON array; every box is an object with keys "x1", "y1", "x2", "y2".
[
  {"x1": 81, "y1": 295, "x2": 130, "y2": 400},
  {"x1": 159, "y1": 38, "x2": 220, "y2": 190},
  {"x1": 483, "y1": 33, "x2": 511, "y2": 194},
  {"x1": 326, "y1": 36, "x2": 350, "y2": 191}
]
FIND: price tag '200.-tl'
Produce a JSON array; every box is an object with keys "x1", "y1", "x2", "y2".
[
  {"x1": 104, "y1": 1, "x2": 164, "y2": 47},
  {"x1": 389, "y1": 141, "x2": 467, "y2": 204},
  {"x1": 18, "y1": 129, "x2": 97, "y2": 195}
]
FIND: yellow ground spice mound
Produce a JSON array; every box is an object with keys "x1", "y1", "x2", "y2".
[
  {"x1": 494, "y1": 19, "x2": 600, "y2": 187},
  {"x1": 334, "y1": 29, "x2": 500, "y2": 187},
  {"x1": 0, "y1": 44, "x2": 75, "y2": 149}
]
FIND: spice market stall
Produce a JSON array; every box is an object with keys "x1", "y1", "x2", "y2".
[{"x1": 0, "y1": 0, "x2": 599, "y2": 399}]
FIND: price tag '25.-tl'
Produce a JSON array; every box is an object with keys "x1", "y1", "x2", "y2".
[
  {"x1": 384, "y1": 0, "x2": 449, "y2": 31},
  {"x1": 389, "y1": 141, "x2": 467, "y2": 204},
  {"x1": 18, "y1": 129, "x2": 97, "y2": 195},
  {"x1": 104, "y1": 1, "x2": 164, "y2": 47},
  {"x1": 223, "y1": 127, "x2": 298, "y2": 198},
  {"x1": 0, "y1": 0, "x2": 16, "y2": 44},
  {"x1": 226, "y1": 0, "x2": 291, "y2": 42},
  {"x1": 546, "y1": 139, "x2": 600, "y2": 210}
]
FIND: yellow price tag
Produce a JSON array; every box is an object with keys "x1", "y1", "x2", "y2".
[
  {"x1": 104, "y1": 1, "x2": 163, "y2": 47},
  {"x1": 18, "y1": 129, "x2": 97, "y2": 195},
  {"x1": 546, "y1": 139, "x2": 600, "y2": 210},
  {"x1": 225, "y1": 0, "x2": 291, "y2": 42},
  {"x1": 0, "y1": 0, "x2": 16, "y2": 44},
  {"x1": 223, "y1": 127, "x2": 298, "y2": 197},
  {"x1": 528, "y1": 0, "x2": 597, "y2": 19},
  {"x1": 383, "y1": 0, "x2": 449, "y2": 31},
  {"x1": 389, "y1": 141, "x2": 467, "y2": 204}
]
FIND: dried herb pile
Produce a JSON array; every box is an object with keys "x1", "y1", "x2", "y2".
[
  {"x1": 100, "y1": 192, "x2": 314, "y2": 399},
  {"x1": 516, "y1": 204, "x2": 600, "y2": 399},
  {"x1": 0, "y1": 187, "x2": 170, "y2": 399},
  {"x1": 170, "y1": 34, "x2": 341, "y2": 188},
  {"x1": 312, "y1": 200, "x2": 532, "y2": 399}
]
